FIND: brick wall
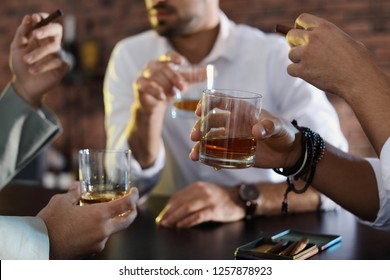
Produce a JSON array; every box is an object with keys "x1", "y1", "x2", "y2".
[{"x1": 1, "y1": 0, "x2": 388, "y2": 171}]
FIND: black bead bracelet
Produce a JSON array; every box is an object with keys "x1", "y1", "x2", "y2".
[{"x1": 273, "y1": 120, "x2": 325, "y2": 214}]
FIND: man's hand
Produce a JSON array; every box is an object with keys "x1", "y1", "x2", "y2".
[
  {"x1": 10, "y1": 13, "x2": 68, "y2": 109},
  {"x1": 190, "y1": 106, "x2": 302, "y2": 170},
  {"x1": 155, "y1": 182, "x2": 245, "y2": 228},
  {"x1": 133, "y1": 51, "x2": 186, "y2": 114},
  {"x1": 37, "y1": 182, "x2": 138, "y2": 259},
  {"x1": 286, "y1": 13, "x2": 373, "y2": 99}
]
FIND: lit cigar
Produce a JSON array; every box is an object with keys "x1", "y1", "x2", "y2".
[
  {"x1": 32, "y1": 9, "x2": 64, "y2": 30},
  {"x1": 275, "y1": 24, "x2": 293, "y2": 35}
]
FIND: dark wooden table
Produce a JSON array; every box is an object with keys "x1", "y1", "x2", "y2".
[{"x1": 1, "y1": 182, "x2": 390, "y2": 259}]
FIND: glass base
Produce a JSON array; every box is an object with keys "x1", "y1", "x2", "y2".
[{"x1": 199, "y1": 154, "x2": 254, "y2": 169}]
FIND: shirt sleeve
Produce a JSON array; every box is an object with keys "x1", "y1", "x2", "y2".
[
  {"x1": 359, "y1": 156, "x2": 390, "y2": 231},
  {"x1": 0, "y1": 216, "x2": 50, "y2": 259},
  {"x1": 130, "y1": 139, "x2": 165, "y2": 197},
  {"x1": 103, "y1": 42, "x2": 165, "y2": 195},
  {"x1": 379, "y1": 137, "x2": 390, "y2": 192}
]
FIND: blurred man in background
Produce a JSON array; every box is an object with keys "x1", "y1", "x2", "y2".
[{"x1": 103, "y1": 0, "x2": 347, "y2": 228}]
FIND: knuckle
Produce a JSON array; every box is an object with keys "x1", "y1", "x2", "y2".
[{"x1": 50, "y1": 193, "x2": 63, "y2": 203}]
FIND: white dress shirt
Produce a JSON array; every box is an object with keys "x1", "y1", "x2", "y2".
[
  {"x1": 362, "y1": 138, "x2": 390, "y2": 231},
  {"x1": 104, "y1": 12, "x2": 348, "y2": 210}
]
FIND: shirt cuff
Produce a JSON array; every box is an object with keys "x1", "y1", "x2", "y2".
[
  {"x1": 380, "y1": 137, "x2": 390, "y2": 191},
  {"x1": 0, "y1": 216, "x2": 49, "y2": 260},
  {"x1": 37, "y1": 109, "x2": 46, "y2": 119},
  {"x1": 358, "y1": 157, "x2": 390, "y2": 231},
  {"x1": 130, "y1": 140, "x2": 165, "y2": 196}
]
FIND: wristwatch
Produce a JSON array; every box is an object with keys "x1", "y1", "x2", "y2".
[{"x1": 238, "y1": 183, "x2": 260, "y2": 220}]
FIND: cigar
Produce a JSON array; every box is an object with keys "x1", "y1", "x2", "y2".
[
  {"x1": 32, "y1": 9, "x2": 64, "y2": 30},
  {"x1": 290, "y1": 237, "x2": 309, "y2": 256},
  {"x1": 275, "y1": 24, "x2": 293, "y2": 35},
  {"x1": 278, "y1": 241, "x2": 297, "y2": 256},
  {"x1": 266, "y1": 239, "x2": 289, "y2": 254},
  {"x1": 279, "y1": 237, "x2": 310, "y2": 256}
]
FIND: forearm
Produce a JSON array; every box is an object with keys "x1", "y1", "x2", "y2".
[
  {"x1": 128, "y1": 104, "x2": 165, "y2": 169},
  {"x1": 256, "y1": 182, "x2": 320, "y2": 216},
  {"x1": 310, "y1": 144, "x2": 379, "y2": 221},
  {"x1": 338, "y1": 63, "x2": 390, "y2": 155}
]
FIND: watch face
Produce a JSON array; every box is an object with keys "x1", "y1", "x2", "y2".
[{"x1": 241, "y1": 184, "x2": 259, "y2": 201}]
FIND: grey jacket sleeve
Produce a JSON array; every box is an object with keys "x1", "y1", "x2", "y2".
[{"x1": 0, "y1": 83, "x2": 61, "y2": 189}]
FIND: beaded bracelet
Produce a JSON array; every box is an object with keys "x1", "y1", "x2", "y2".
[{"x1": 273, "y1": 120, "x2": 325, "y2": 213}]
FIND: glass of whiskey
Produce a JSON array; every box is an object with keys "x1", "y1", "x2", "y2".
[
  {"x1": 199, "y1": 89, "x2": 262, "y2": 169},
  {"x1": 78, "y1": 149, "x2": 131, "y2": 205}
]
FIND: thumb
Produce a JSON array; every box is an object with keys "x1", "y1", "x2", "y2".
[
  {"x1": 11, "y1": 15, "x2": 33, "y2": 48},
  {"x1": 252, "y1": 118, "x2": 280, "y2": 140},
  {"x1": 66, "y1": 181, "x2": 82, "y2": 205}
]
